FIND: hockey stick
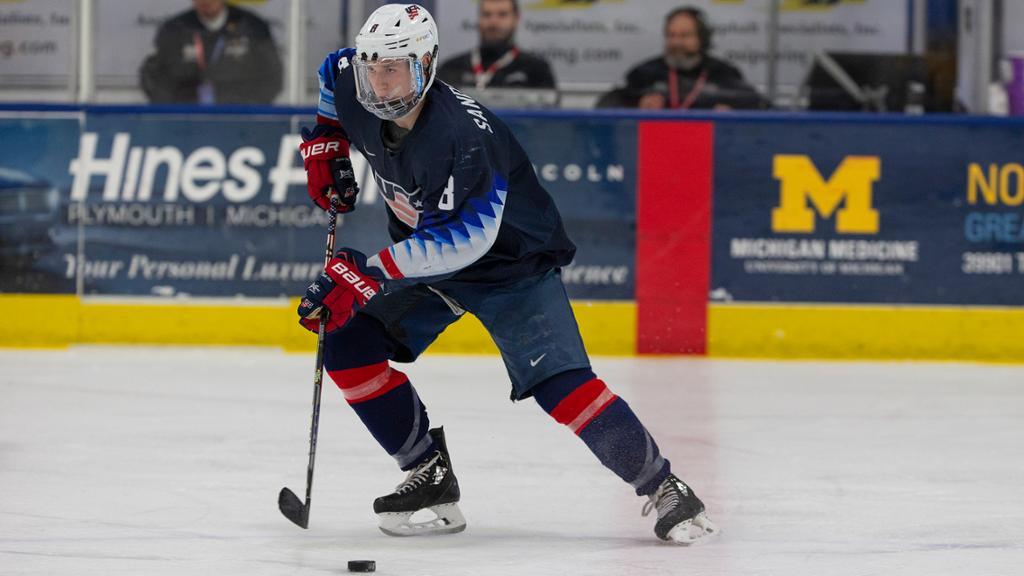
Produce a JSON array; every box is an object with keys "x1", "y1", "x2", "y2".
[{"x1": 279, "y1": 202, "x2": 338, "y2": 529}]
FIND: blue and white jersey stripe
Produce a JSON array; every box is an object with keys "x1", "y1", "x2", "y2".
[{"x1": 370, "y1": 175, "x2": 508, "y2": 283}]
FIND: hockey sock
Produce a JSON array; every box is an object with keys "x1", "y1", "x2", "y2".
[
  {"x1": 533, "y1": 369, "x2": 671, "y2": 496},
  {"x1": 325, "y1": 314, "x2": 434, "y2": 471}
]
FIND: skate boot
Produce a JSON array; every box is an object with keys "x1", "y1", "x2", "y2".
[
  {"x1": 373, "y1": 427, "x2": 466, "y2": 537},
  {"x1": 642, "y1": 474, "x2": 718, "y2": 545}
]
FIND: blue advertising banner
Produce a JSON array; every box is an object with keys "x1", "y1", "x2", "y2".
[
  {"x1": 711, "y1": 120, "x2": 1024, "y2": 305},
  {"x1": 0, "y1": 109, "x2": 635, "y2": 301},
  {"x1": 505, "y1": 116, "x2": 636, "y2": 300},
  {"x1": 69, "y1": 113, "x2": 389, "y2": 298}
]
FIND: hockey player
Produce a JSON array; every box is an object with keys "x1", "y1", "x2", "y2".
[{"x1": 295, "y1": 3, "x2": 717, "y2": 545}]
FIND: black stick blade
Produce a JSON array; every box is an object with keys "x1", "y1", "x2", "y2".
[{"x1": 278, "y1": 487, "x2": 309, "y2": 529}]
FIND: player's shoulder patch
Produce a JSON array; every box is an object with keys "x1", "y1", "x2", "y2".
[
  {"x1": 320, "y1": 48, "x2": 356, "y2": 84},
  {"x1": 336, "y1": 47, "x2": 355, "y2": 71}
]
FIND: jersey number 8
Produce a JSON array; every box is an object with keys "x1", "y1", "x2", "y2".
[{"x1": 438, "y1": 175, "x2": 455, "y2": 211}]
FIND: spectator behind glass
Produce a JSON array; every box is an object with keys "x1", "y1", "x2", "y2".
[
  {"x1": 140, "y1": 0, "x2": 283, "y2": 105},
  {"x1": 611, "y1": 6, "x2": 765, "y2": 110},
  {"x1": 437, "y1": 0, "x2": 556, "y2": 90}
]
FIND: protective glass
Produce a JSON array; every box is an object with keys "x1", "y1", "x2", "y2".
[{"x1": 354, "y1": 56, "x2": 426, "y2": 121}]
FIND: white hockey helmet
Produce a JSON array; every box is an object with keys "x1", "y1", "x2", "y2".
[{"x1": 354, "y1": 4, "x2": 440, "y2": 121}]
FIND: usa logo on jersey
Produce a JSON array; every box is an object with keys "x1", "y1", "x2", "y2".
[{"x1": 375, "y1": 174, "x2": 422, "y2": 228}]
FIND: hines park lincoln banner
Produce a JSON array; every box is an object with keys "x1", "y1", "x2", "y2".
[{"x1": 711, "y1": 119, "x2": 1024, "y2": 306}]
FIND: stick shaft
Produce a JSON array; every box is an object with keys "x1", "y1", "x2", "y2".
[{"x1": 303, "y1": 204, "x2": 339, "y2": 513}]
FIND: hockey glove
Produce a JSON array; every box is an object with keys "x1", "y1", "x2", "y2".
[
  {"x1": 298, "y1": 248, "x2": 384, "y2": 333},
  {"x1": 299, "y1": 124, "x2": 359, "y2": 212}
]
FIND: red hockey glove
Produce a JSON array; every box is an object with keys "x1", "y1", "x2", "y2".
[
  {"x1": 299, "y1": 124, "x2": 359, "y2": 212},
  {"x1": 297, "y1": 248, "x2": 384, "y2": 333}
]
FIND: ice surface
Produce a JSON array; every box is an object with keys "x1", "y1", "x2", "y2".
[{"x1": 2, "y1": 347, "x2": 1023, "y2": 575}]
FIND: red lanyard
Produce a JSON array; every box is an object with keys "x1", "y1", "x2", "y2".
[
  {"x1": 193, "y1": 32, "x2": 225, "y2": 71},
  {"x1": 668, "y1": 67, "x2": 708, "y2": 110},
  {"x1": 471, "y1": 47, "x2": 520, "y2": 90}
]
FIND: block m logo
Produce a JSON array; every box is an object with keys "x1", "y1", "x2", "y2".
[{"x1": 771, "y1": 155, "x2": 881, "y2": 234}]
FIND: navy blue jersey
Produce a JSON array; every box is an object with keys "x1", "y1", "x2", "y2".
[{"x1": 316, "y1": 49, "x2": 575, "y2": 289}]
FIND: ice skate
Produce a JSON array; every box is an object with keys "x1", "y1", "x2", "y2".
[
  {"x1": 373, "y1": 427, "x2": 466, "y2": 537},
  {"x1": 642, "y1": 474, "x2": 718, "y2": 545}
]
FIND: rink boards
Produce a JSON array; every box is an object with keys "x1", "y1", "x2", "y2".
[{"x1": 1, "y1": 106, "x2": 1023, "y2": 360}]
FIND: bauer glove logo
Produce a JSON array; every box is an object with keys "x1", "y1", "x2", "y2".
[{"x1": 330, "y1": 261, "x2": 378, "y2": 301}]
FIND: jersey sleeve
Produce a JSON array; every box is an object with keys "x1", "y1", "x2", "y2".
[
  {"x1": 368, "y1": 142, "x2": 509, "y2": 287},
  {"x1": 316, "y1": 48, "x2": 356, "y2": 125}
]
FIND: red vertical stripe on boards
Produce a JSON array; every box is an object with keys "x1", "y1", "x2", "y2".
[{"x1": 636, "y1": 121, "x2": 713, "y2": 355}]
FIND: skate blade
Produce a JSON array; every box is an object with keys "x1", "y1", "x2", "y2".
[
  {"x1": 665, "y1": 512, "x2": 719, "y2": 546},
  {"x1": 377, "y1": 503, "x2": 467, "y2": 537}
]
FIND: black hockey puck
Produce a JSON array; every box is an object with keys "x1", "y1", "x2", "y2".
[{"x1": 347, "y1": 560, "x2": 376, "y2": 573}]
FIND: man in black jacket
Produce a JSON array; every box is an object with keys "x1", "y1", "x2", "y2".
[
  {"x1": 140, "y1": 0, "x2": 283, "y2": 105},
  {"x1": 437, "y1": 0, "x2": 556, "y2": 90},
  {"x1": 617, "y1": 6, "x2": 764, "y2": 110}
]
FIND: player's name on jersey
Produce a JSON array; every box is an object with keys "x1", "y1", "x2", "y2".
[{"x1": 60, "y1": 253, "x2": 321, "y2": 283}]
